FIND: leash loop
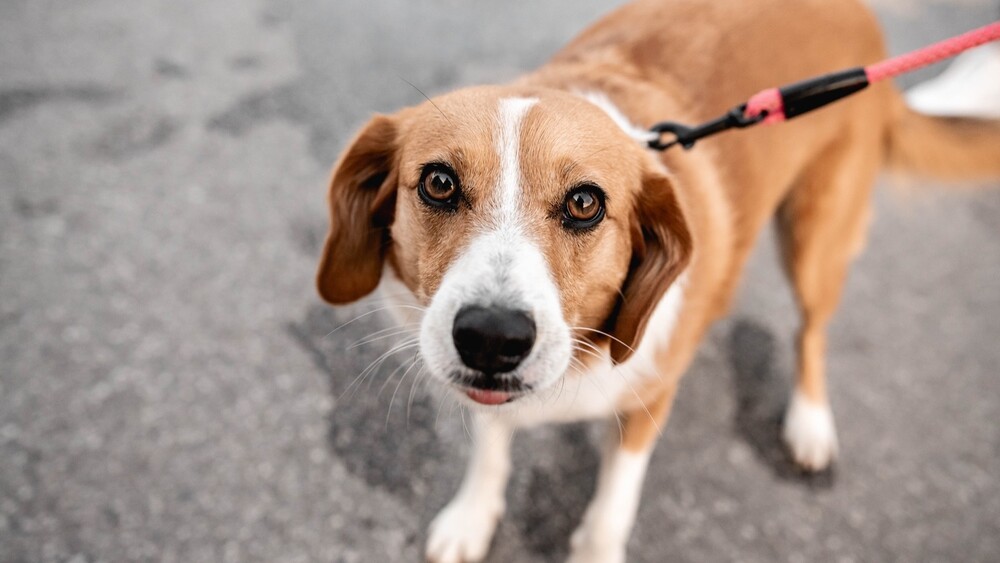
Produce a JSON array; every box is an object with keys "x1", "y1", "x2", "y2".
[{"x1": 648, "y1": 104, "x2": 765, "y2": 150}]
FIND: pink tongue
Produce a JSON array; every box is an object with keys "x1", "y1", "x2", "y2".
[{"x1": 465, "y1": 389, "x2": 511, "y2": 405}]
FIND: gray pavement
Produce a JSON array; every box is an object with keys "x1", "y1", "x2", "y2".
[{"x1": 1, "y1": 1, "x2": 999, "y2": 562}]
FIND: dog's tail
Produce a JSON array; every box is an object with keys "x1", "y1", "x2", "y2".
[
  {"x1": 884, "y1": 44, "x2": 1000, "y2": 182},
  {"x1": 885, "y1": 107, "x2": 1000, "y2": 181}
]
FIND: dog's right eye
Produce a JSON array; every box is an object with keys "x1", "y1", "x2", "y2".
[
  {"x1": 561, "y1": 185, "x2": 606, "y2": 230},
  {"x1": 418, "y1": 165, "x2": 461, "y2": 210}
]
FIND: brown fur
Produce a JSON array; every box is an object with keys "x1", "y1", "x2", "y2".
[
  {"x1": 518, "y1": 0, "x2": 1000, "y2": 452},
  {"x1": 317, "y1": 0, "x2": 1000, "y2": 461},
  {"x1": 609, "y1": 165, "x2": 692, "y2": 362},
  {"x1": 887, "y1": 103, "x2": 1000, "y2": 180},
  {"x1": 317, "y1": 115, "x2": 399, "y2": 304}
]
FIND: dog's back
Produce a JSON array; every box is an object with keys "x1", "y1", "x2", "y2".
[
  {"x1": 544, "y1": 0, "x2": 1000, "y2": 188},
  {"x1": 533, "y1": 0, "x2": 1000, "y2": 268}
]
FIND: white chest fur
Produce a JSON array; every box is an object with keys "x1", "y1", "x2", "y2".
[{"x1": 486, "y1": 273, "x2": 686, "y2": 428}]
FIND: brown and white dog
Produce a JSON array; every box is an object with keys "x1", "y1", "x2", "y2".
[{"x1": 316, "y1": 1, "x2": 1000, "y2": 561}]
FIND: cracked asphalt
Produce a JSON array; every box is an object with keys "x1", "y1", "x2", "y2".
[{"x1": 1, "y1": 1, "x2": 998, "y2": 562}]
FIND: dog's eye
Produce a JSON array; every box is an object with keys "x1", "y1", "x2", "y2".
[
  {"x1": 562, "y1": 185, "x2": 605, "y2": 229},
  {"x1": 424, "y1": 170, "x2": 456, "y2": 200},
  {"x1": 418, "y1": 165, "x2": 460, "y2": 209}
]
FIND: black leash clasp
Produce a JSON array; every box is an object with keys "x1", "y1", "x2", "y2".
[
  {"x1": 648, "y1": 104, "x2": 766, "y2": 151},
  {"x1": 648, "y1": 67, "x2": 870, "y2": 151}
]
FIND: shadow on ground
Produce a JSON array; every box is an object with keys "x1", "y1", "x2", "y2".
[
  {"x1": 288, "y1": 304, "x2": 446, "y2": 503},
  {"x1": 727, "y1": 317, "x2": 835, "y2": 488}
]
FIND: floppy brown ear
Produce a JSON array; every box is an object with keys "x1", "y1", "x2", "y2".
[
  {"x1": 609, "y1": 168, "x2": 692, "y2": 363},
  {"x1": 316, "y1": 115, "x2": 399, "y2": 304}
]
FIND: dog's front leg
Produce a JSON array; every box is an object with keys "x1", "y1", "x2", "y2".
[
  {"x1": 567, "y1": 434, "x2": 652, "y2": 563},
  {"x1": 568, "y1": 390, "x2": 676, "y2": 563},
  {"x1": 426, "y1": 412, "x2": 512, "y2": 563}
]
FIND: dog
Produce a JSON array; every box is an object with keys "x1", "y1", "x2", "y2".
[{"x1": 315, "y1": 1, "x2": 1000, "y2": 561}]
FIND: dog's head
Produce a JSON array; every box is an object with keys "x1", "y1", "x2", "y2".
[{"x1": 317, "y1": 86, "x2": 691, "y2": 406}]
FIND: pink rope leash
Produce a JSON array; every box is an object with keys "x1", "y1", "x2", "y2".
[
  {"x1": 649, "y1": 20, "x2": 1000, "y2": 151},
  {"x1": 745, "y1": 20, "x2": 1000, "y2": 124},
  {"x1": 865, "y1": 20, "x2": 1000, "y2": 83}
]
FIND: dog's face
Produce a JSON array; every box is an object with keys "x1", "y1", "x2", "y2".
[{"x1": 317, "y1": 86, "x2": 690, "y2": 406}]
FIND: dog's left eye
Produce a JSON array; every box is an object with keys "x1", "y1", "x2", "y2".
[
  {"x1": 418, "y1": 165, "x2": 461, "y2": 210},
  {"x1": 562, "y1": 185, "x2": 605, "y2": 230}
]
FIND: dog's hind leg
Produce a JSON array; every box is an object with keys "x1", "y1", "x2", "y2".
[{"x1": 775, "y1": 131, "x2": 881, "y2": 472}]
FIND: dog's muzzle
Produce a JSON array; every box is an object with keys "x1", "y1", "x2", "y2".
[{"x1": 452, "y1": 305, "x2": 535, "y2": 396}]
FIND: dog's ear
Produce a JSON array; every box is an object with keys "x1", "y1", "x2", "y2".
[
  {"x1": 609, "y1": 166, "x2": 692, "y2": 363},
  {"x1": 316, "y1": 115, "x2": 399, "y2": 304}
]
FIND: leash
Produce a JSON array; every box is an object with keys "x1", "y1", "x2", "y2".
[{"x1": 648, "y1": 20, "x2": 1000, "y2": 151}]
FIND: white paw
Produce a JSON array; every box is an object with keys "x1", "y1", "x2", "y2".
[
  {"x1": 566, "y1": 520, "x2": 626, "y2": 563},
  {"x1": 782, "y1": 390, "x2": 839, "y2": 471},
  {"x1": 425, "y1": 497, "x2": 503, "y2": 563}
]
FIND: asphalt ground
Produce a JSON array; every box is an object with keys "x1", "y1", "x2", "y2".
[{"x1": 1, "y1": 1, "x2": 998, "y2": 561}]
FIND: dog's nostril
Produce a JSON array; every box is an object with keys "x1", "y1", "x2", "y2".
[
  {"x1": 499, "y1": 333, "x2": 532, "y2": 358},
  {"x1": 452, "y1": 305, "x2": 536, "y2": 375}
]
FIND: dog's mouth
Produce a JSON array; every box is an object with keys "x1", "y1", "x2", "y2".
[
  {"x1": 450, "y1": 372, "x2": 532, "y2": 405},
  {"x1": 464, "y1": 388, "x2": 517, "y2": 405}
]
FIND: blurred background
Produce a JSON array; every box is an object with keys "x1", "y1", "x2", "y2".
[{"x1": 2, "y1": 1, "x2": 999, "y2": 561}]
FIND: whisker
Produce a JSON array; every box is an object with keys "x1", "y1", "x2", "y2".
[
  {"x1": 569, "y1": 326, "x2": 638, "y2": 356},
  {"x1": 571, "y1": 340, "x2": 606, "y2": 363},
  {"x1": 356, "y1": 296, "x2": 426, "y2": 326},
  {"x1": 460, "y1": 404, "x2": 472, "y2": 442},
  {"x1": 580, "y1": 363, "x2": 624, "y2": 441},
  {"x1": 396, "y1": 74, "x2": 452, "y2": 124},
  {"x1": 348, "y1": 324, "x2": 421, "y2": 349},
  {"x1": 567, "y1": 356, "x2": 588, "y2": 373},
  {"x1": 338, "y1": 337, "x2": 419, "y2": 401},
  {"x1": 551, "y1": 360, "x2": 577, "y2": 404},
  {"x1": 568, "y1": 331, "x2": 662, "y2": 436},
  {"x1": 375, "y1": 341, "x2": 422, "y2": 398},
  {"x1": 434, "y1": 386, "x2": 451, "y2": 429},
  {"x1": 572, "y1": 336, "x2": 605, "y2": 356},
  {"x1": 565, "y1": 355, "x2": 591, "y2": 409},
  {"x1": 405, "y1": 364, "x2": 428, "y2": 427},
  {"x1": 325, "y1": 305, "x2": 426, "y2": 339},
  {"x1": 385, "y1": 353, "x2": 422, "y2": 429},
  {"x1": 448, "y1": 393, "x2": 462, "y2": 428},
  {"x1": 618, "y1": 373, "x2": 661, "y2": 439},
  {"x1": 574, "y1": 340, "x2": 661, "y2": 440}
]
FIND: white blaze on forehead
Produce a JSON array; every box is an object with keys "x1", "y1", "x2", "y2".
[{"x1": 495, "y1": 97, "x2": 538, "y2": 225}]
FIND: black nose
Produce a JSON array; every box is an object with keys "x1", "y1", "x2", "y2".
[{"x1": 452, "y1": 306, "x2": 536, "y2": 375}]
